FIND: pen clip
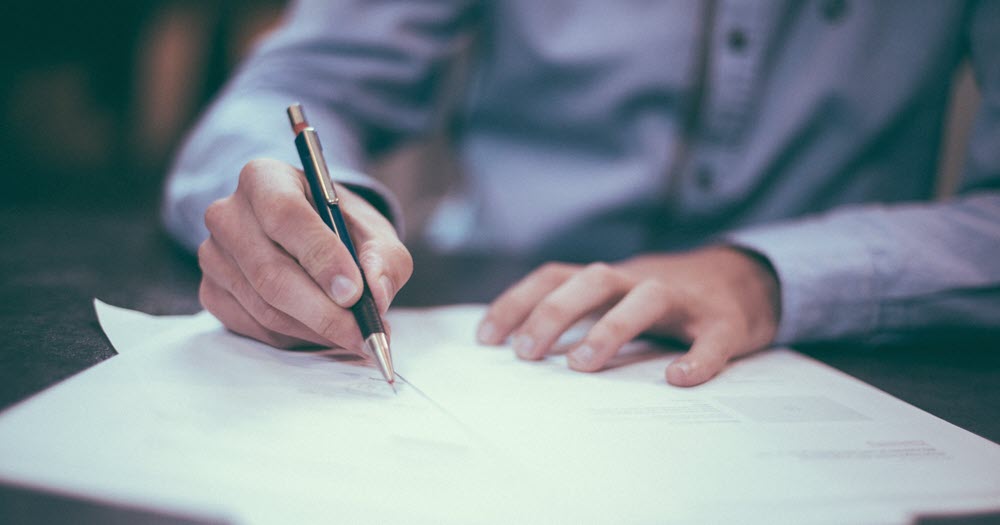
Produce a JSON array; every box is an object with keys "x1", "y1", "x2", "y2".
[
  {"x1": 288, "y1": 103, "x2": 339, "y2": 206},
  {"x1": 301, "y1": 130, "x2": 339, "y2": 206}
]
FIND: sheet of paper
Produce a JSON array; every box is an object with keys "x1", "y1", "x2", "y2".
[
  {"x1": 0, "y1": 301, "x2": 997, "y2": 524},
  {"x1": 93, "y1": 299, "x2": 206, "y2": 354},
  {"x1": 0, "y1": 301, "x2": 543, "y2": 524},
  {"x1": 391, "y1": 307, "x2": 1000, "y2": 523}
]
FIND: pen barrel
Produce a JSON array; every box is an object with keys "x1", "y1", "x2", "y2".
[
  {"x1": 329, "y1": 204, "x2": 386, "y2": 339},
  {"x1": 297, "y1": 134, "x2": 386, "y2": 339}
]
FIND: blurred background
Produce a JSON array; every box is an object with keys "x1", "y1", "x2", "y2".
[
  {"x1": 0, "y1": 0, "x2": 287, "y2": 211},
  {"x1": 0, "y1": 1, "x2": 978, "y2": 223}
]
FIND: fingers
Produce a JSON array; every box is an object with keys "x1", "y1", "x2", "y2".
[
  {"x1": 204, "y1": 172, "x2": 362, "y2": 351},
  {"x1": 297, "y1": 178, "x2": 414, "y2": 315},
  {"x1": 198, "y1": 236, "x2": 333, "y2": 347},
  {"x1": 567, "y1": 280, "x2": 675, "y2": 372},
  {"x1": 665, "y1": 327, "x2": 738, "y2": 387},
  {"x1": 222, "y1": 210, "x2": 362, "y2": 350},
  {"x1": 199, "y1": 276, "x2": 311, "y2": 349},
  {"x1": 240, "y1": 160, "x2": 364, "y2": 308},
  {"x1": 246, "y1": 169, "x2": 412, "y2": 316},
  {"x1": 336, "y1": 186, "x2": 413, "y2": 314},
  {"x1": 477, "y1": 262, "x2": 578, "y2": 345},
  {"x1": 356, "y1": 237, "x2": 413, "y2": 315},
  {"x1": 199, "y1": 158, "x2": 410, "y2": 352},
  {"x1": 478, "y1": 248, "x2": 780, "y2": 386},
  {"x1": 510, "y1": 263, "x2": 631, "y2": 361}
]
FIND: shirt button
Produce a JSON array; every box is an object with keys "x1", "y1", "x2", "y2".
[
  {"x1": 727, "y1": 28, "x2": 748, "y2": 53},
  {"x1": 695, "y1": 165, "x2": 715, "y2": 191},
  {"x1": 820, "y1": 0, "x2": 848, "y2": 23}
]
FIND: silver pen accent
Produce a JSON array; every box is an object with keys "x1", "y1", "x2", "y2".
[{"x1": 365, "y1": 333, "x2": 395, "y2": 391}]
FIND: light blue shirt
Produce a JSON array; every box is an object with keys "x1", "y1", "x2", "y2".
[{"x1": 163, "y1": 0, "x2": 1000, "y2": 345}]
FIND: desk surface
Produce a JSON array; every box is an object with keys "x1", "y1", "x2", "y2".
[{"x1": 1, "y1": 206, "x2": 998, "y2": 522}]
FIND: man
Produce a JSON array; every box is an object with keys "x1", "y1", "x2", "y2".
[{"x1": 163, "y1": 1, "x2": 1000, "y2": 387}]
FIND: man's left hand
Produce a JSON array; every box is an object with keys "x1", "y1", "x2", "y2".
[{"x1": 476, "y1": 246, "x2": 781, "y2": 386}]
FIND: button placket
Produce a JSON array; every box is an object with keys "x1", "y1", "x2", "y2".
[
  {"x1": 726, "y1": 28, "x2": 748, "y2": 53},
  {"x1": 695, "y1": 164, "x2": 715, "y2": 192},
  {"x1": 701, "y1": 1, "x2": 786, "y2": 145},
  {"x1": 820, "y1": 0, "x2": 849, "y2": 23}
]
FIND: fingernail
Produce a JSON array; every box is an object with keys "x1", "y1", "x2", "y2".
[
  {"x1": 568, "y1": 345, "x2": 594, "y2": 368},
  {"x1": 477, "y1": 321, "x2": 496, "y2": 344},
  {"x1": 377, "y1": 275, "x2": 394, "y2": 314},
  {"x1": 670, "y1": 361, "x2": 692, "y2": 377},
  {"x1": 513, "y1": 334, "x2": 535, "y2": 359},
  {"x1": 330, "y1": 275, "x2": 359, "y2": 307}
]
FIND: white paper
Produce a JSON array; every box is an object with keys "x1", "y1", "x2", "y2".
[
  {"x1": 0, "y1": 301, "x2": 542, "y2": 524},
  {"x1": 93, "y1": 300, "x2": 208, "y2": 354},
  {"x1": 0, "y1": 301, "x2": 996, "y2": 524},
  {"x1": 389, "y1": 307, "x2": 1000, "y2": 523}
]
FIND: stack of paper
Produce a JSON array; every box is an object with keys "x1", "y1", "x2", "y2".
[{"x1": 0, "y1": 301, "x2": 996, "y2": 524}]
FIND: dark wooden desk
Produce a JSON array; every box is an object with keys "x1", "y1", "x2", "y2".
[{"x1": 1, "y1": 206, "x2": 998, "y2": 523}]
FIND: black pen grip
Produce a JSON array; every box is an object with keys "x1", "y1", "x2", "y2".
[
  {"x1": 350, "y1": 290, "x2": 384, "y2": 339},
  {"x1": 329, "y1": 204, "x2": 386, "y2": 339}
]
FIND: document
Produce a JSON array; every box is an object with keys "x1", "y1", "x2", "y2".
[
  {"x1": 0, "y1": 301, "x2": 997, "y2": 524},
  {"x1": 0, "y1": 302, "x2": 538, "y2": 524}
]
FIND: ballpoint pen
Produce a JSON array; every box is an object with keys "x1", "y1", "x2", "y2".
[{"x1": 287, "y1": 103, "x2": 396, "y2": 389}]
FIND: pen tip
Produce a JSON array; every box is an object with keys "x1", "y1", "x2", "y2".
[{"x1": 365, "y1": 332, "x2": 395, "y2": 386}]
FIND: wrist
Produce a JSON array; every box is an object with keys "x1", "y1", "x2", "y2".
[{"x1": 719, "y1": 245, "x2": 782, "y2": 346}]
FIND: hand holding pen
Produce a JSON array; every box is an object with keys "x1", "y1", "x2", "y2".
[{"x1": 195, "y1": 111, "x2": 412, "y2": 378}]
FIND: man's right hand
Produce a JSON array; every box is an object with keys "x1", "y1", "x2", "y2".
[{"x1": 197, "y1": 158, "x2": 412, "y2": 351}]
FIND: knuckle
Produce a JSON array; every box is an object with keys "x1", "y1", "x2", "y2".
[
  {"x1": 358, "y1": 239, "x2": 383, "y2": 267},
  {"x1": 595, "y1": 316, "x2": 629, "y2": 342},
  {"x1": 196, "y1": 242, "x2": 213, "y2": 274},
  {"x1": 532, "y1": 262, "x2": 573, "y2": 288},
  {"x1": 271, "y1": 194, "x2": 301, "y2": 221},
  {"x1": 533, "y1": 298, "x2": 570, "y2": 324},
  {"x1": 228, "y1": 275, "x2": 257, "y2": 304},
  {"x1": 632, "y1": 279, "x2": 672, "y2": 310},
  {"x1": 254, "y1": 304, "x2": 288, "y2": 332},
  {"x1": 637, "y1": 279, "x2": 670, "y2": 297},
  {"x1": 298, "y1": 240, "x2": 336, "y2": 274},
  {"x1": 386, "y1": 242, "x2": 414, "y2": 279},
  {"x1": 250, "y1": 261, "x2": 294, "y2": 304},
  {"x1": 238, "y1": 158, "x2": 272, "y2": 187},
  {"x1": 198, "y1": 280, "x2": 216, "y2": 311},
  {"x1": 259, "y1": 196, "x2": 300, "y2": 238},
  {"x1": 582, "y1": 262, "x2": 618, "y2": 288},
  {"x1": 196, "y1": 240, "x2": 211, "y2": 262},
  {"x1": 314, "y1": 312, "x2": 346, "y2": 342},
  {"x1": 489, "y1": 280, "x2": 554, "y2": 328},
  {"x1": 359, "y1": 239, "x2": 412, "y2": 281},
  {"x1": 583, "y1": 333, "x2": 615, "y2": 359},
  {"x1": 203, "y1": 198, "x2": 230, "y2": 233}
]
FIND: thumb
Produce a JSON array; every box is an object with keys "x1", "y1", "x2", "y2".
[{"x1": 665, "y1": 327, "x2": 740, "y2": 387}]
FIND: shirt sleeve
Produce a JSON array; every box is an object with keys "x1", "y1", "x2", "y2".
[
  {"x1": 161, "y1": 0, "x2": 476, "y2": 252},
  {"x1": 727, "y1": 1, "x2": 1000, "y2": 345}
]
